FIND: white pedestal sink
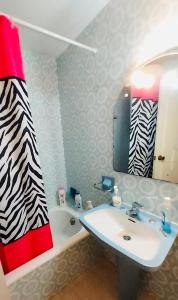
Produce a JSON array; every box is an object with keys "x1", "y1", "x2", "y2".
[{"x1": 80, "y1": 204, "x2": 178, "y2": 299}]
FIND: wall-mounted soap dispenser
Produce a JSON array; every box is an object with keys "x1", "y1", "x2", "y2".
[{"x1": 94, "y1": 176, "x2": 115, "y2": 192}]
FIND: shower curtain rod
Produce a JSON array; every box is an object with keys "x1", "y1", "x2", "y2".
[{"x1": 0, "y1": 12, "x2": 98, "y2": 54}]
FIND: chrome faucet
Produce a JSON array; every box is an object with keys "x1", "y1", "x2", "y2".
[{"x1": 127, "y1": 202, "x2": 143, "y2": 218}]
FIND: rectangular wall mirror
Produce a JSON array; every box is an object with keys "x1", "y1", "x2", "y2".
[{"x1": 113, "y1": 51, "x2": 178, "y2": 183}]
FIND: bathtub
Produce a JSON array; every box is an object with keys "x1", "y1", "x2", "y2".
[{"x1": 5, "y1": 205, "x2": 88, "y2": 287}]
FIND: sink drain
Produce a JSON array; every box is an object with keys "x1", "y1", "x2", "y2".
[
  {"x1": 70, "y1": 217, "x2": 76, "y2": 225},
  {"x1": 123, "y1": 235, "x2": 131, "y2": 241}
]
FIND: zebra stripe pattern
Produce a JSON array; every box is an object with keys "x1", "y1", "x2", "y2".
[
  {"x1": 128, "y1": 97, "x2": 158, "y2": 177},
  {"x1": 0, "y1": 77, "x2": 49, "y2": 245}
]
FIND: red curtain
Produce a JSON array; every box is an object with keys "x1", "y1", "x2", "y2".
[{"x1": 0, "y1": 16, "x2": 53, "y2": 274}]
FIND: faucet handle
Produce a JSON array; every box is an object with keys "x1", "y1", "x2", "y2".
[
  {"x1": 132, "y1": 201, "x2": 143, "y2": 209},
  {"x1": 126, "y1": 201, "x2": 143, "y2": 218}
]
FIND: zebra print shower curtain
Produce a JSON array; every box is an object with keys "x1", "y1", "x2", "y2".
[
  {"x1": 0, "y1": 16, "x2": 53, "y2": 274},
  {"x1": 128, "y1": 79, "x2": 159, "y2": 177}
]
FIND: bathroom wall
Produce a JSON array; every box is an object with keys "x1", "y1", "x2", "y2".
[
  {"x1": 22, "y1": 49, "x2": 67, "y2": 209},
  {"x1": 57, "y1": 1, "x2": 178, "y2": 299},
  {"x1": 57, "y1": 0, "x2": 178, "y2": 220}
]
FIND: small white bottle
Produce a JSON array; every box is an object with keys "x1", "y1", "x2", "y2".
[
  {"x1": 112, "y1": 185, "x2": 122, "y2": 208},
  {"x1": 75, "y1": 192, "x2": 82, "y2": 211},
  {"x1": 58, "y1": 187, "x2": 66, "y2": 206}
]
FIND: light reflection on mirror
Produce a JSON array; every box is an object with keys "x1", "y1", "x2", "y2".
[{"x1": 131, "y1": 70, "x2": 156, "y2": 89}]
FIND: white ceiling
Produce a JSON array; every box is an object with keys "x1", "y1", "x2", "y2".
[{"x1": 0, "y1": 0, "x2": 109, "y2": 57}]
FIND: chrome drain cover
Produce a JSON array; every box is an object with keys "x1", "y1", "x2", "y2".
[
  {"x1": 123, "y1": 235, "x2": 131, "y2": 241},
  {"x1": 70, "y1": 217, "x2": 76, "y2": 225}
]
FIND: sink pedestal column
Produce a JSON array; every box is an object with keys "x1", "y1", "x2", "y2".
[{"x1": 117, "y1": 254, "x2": 140, "y2": 300}]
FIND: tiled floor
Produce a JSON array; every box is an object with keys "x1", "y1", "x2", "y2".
[{"x1": 51, "y1": 258, "x2": 155, "y2": 300}]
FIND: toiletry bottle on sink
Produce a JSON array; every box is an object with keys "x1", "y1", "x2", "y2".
[
  {"x1": 112, "y1": 185, "x2": 122, "y2": 208},
  {"x1": 86, "y1": 200, "x2": 93, "y2": 210}
]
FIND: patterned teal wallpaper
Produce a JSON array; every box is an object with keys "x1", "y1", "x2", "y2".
[
  {"x1": 57, "y1": 0, "x2": 178, "y2": 222},
  {"x1": 22, "y1": 49, "x2": 67, "y2": 209}
]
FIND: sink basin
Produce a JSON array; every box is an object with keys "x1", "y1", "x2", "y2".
[{"x1": 80, "y1": 204, "x2": 177, "y2": 270}]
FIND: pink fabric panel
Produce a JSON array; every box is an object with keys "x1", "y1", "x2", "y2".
[
  {"x1": 0, "y1": 15, "x2": 25, "y2": 80},
  {"x1": 131, "y1": 77, "x2": 160, "y2": 101}
]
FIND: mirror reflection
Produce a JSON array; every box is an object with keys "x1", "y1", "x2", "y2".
[{"x1": 113, "y1": 53, "x2": 178, "y2": 183}]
